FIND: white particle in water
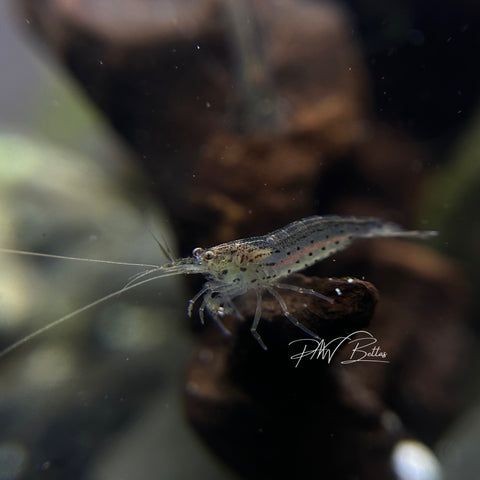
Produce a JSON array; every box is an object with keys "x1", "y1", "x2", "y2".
[{"x1": 391, "y1": 439, "x2": 443, "y2": 480}]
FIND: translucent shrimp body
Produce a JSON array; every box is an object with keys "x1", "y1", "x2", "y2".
[
  {"x1": 164, "y1": 215, "x2": 437, "y2": 349},
  {"x1": 0, "y1": 215, "x2": 437, "y2": 354}
]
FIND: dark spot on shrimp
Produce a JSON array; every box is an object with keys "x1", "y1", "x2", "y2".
[
  {"x1": 240, "y1": 267, "x2": 247, "y2": 271},
  {"x1": 308, "y1": 252, "x2": 312, "y2": 256},
  {"x1": 334, "y1": 241, "x2": 339, "y2": 245},
  {"x1": 222, "y1": 269, "x2": 228, "y2": 275},
  {"x1": 321, "y1": 246, "x2": 326, "y2": 250},
  {"x1": 287, "y1": 269, "x2": 291, "y2": 274},
  {"x1": 286, "y1": 251, "x2": 291, "y2": 255},
  {"x1": 295, "y1": 260, "x2": 300, "y2": 264},
  {"x1": 251, "y1": 279, "x2": 257, "y2": 283}
]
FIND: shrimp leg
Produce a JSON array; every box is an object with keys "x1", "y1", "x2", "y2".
[
  {"x1": 266, "y1": 287, "x2": 321, "y2": 341},
  {"x1": 276, "y1": 283, "x2": 334, "y2": 303},
  {"x1": 250, "y1": 289, "x2": 267, "y2": 350},
  {"x1": 188, "y1": 285, "x2": 210, "y2": 319},
  {"x1": 199, "y1": 293, "x2": 231, "y2": 335}
]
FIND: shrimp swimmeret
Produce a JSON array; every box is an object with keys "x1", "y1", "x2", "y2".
[{"x1": 0, "y1": 215, "x2": 437, "y2": 353}]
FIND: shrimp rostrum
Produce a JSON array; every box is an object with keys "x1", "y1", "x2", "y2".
[{"x1": 0, "y1": 215, "x2": 437, "y2": 354}]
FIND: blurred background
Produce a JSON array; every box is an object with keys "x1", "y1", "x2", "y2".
[{"x1": 0, "y1": 0, "x2": 479, "y2": 479}]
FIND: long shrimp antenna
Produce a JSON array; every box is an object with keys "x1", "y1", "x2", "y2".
[
  {"x1": 0, "y1": 263, "x2": 203, "y2": 359},
  {"x1": 123, "y1": 267, "x2": 163, "y2": 290},
  {"x1": 0, "y1": 248, "x2": 160, "y2": 268}
]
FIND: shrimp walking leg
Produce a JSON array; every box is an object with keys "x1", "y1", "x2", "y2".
[
  {"x1": 266, "y1": 287, "x2": 321, "y2": 341},
  {"x1": 199, "y1": 293, "x2": 231, "y2": 335},
  {"x1": 188, "y1": 286, "x2": 210, "y2": 318},
  {"x1": 276, "y1": 283, "x2": 334, "y2": 304},
  {"x1": 250, "y1": 289, "x2": 267, "y2": 350}
]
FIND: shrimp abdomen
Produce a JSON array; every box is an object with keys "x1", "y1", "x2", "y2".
[{"x1": 256, "y1": 216, "x2": 437, "y2": 278}]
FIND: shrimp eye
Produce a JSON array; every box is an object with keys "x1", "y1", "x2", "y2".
[
  {"x1": 203, "y1": 250, "x2": 215, "y2": 261},
  {"x1": 192, "y1": 247, "x2": 204, "y2": 258}
]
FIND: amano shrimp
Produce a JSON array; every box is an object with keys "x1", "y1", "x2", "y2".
[{"x1": 0, "y1": 215, "x2": 437, "y2": 354}]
